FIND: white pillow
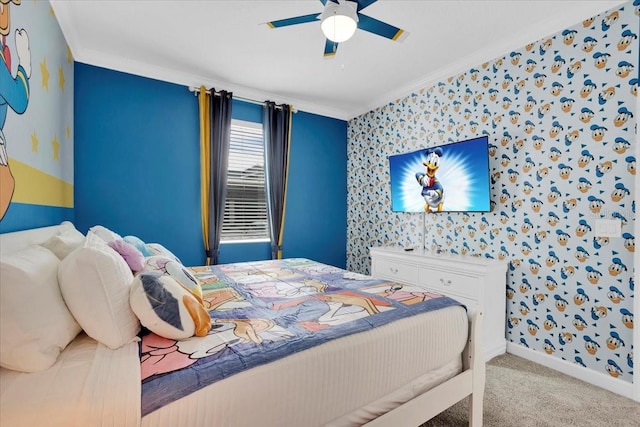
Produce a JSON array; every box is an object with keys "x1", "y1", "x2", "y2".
[
  {"x1": 40, "y1": 225, "x2": 85, "y2": 259},
  {"x1": 58, "y1": 232, "x2": 140, "y2": 349},
  {"x1": 88, "y1": 225, "x2": 122, "y2": 242},
  {"x1": 0, "y1": 246, "x2": 81, "y2": 372}
]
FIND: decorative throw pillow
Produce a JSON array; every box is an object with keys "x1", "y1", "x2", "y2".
[
  {"x1": 40, "y1": 225, "x2": 85, "y2": 260},
  {"x1": 146, "y1": 242, "x2": 181, "y2": 263},
  {"x1": 140, "y1": 255, "x2": 175, "y2": 274},
  {"x1": 88, "y1": 225, "x2": 122, "y2": 242},
  {"x1": 139, "y1": 256, "x2": 204, "y2": 304},
  {"x1": 108, "y1": 239, "x2": 145, "y2": 272},
  {"x1": 58, "y1": 232, "x2": 140, "y2": 349},
  {"x1": 0, "y1": 246, "x2": 82, "y2": 372},
  {"x1": 129, "y1": 272, "x2": 211, "y2": 339},
  {"x1": 123, "y1": 235, "x2": 153, "y2": 257},
  {"x1": 165, "y1": 260, "x2": 204, "y2": 304}
]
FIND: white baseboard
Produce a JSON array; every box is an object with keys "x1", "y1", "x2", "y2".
[
  {"x1": 485, "y1": 342, "x2": 506, "y2": 362},
  {"x1": 506, "y1": 342, "x2": 636, "y2": 401}
]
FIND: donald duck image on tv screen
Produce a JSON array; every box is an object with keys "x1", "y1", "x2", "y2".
[
  {"x1": 416, "y1": 147, "x2": 445, "y2": 212},
  {"x1": 389, "y1": 136, "x2": 491, "y2": 213}
]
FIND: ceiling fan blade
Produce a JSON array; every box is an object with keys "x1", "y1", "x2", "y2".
[
  {"x1": 323, "y1": 39, "x2": 339, "y2": 58},
  {"x1": 355, "y1": 0, "x2": 378, "y2": 12},
  {"x1": 357, "y1": 13, "x2": 408, "y2": 41},
  {"x1": 266, "y1": 13, "x2": 320, "y2": 29}
]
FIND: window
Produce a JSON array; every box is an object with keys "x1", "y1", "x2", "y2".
[{"x1": 221, "y1": 119, "x2": 270, "y2": 242}]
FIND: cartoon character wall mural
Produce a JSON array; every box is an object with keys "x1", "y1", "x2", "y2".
[{"x1": 0, "y1": 0, "x2": 30, "y2": 220}]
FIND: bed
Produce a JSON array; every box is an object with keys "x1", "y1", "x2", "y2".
[{"x1": 0, "y1": 222, "x2": 485, "y2": 426}]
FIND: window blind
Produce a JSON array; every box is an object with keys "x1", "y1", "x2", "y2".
[{"x1": 221, "y1": 120, "x2": 270, "y2": 242}]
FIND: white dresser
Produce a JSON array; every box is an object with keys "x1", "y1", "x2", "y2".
[{"x1": 370, "y1": 246, "x2": 508, "y2": 360}]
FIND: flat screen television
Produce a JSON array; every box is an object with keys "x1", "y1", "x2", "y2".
[{"x1": 389, "y1": 136, "x2": 491, "y2": 213}]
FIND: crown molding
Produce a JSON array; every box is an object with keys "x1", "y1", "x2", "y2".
[
  {"x1": 52, "y1": 0, "x2": 627, "y2": 122},
  {"x1": 73, "y1": 46, "x2": 348, "y2": 120},
  {"x1": 346, "y1": 0, "x2": 628, "y2": 119},
  {"x1": 51, "y1": 1, "x2": 350, "y2": 120}
]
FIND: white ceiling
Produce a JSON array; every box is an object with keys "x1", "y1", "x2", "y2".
[{"x1": 51, "y1": 0, "x2": 627, "y2": 120}]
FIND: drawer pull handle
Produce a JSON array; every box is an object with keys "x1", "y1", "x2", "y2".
[
  {"x1": 440, "y1": 278, "x2": 452, "y2": 286},
  {"x1": 390, "y1": 267, "x2": 399, "y2": 274}
]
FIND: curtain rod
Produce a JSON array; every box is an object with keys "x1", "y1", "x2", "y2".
[{"x1": 188, "y1": 86, "x2": 296, "y2": 112}]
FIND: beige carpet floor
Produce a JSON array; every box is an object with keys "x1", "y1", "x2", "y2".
[{"x1": 421, "y1": 353, "x2": 640, "y2": 427}]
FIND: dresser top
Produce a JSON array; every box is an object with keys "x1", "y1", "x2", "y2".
[{"x1": 369, "y1": 245, "x2": 508, "y2": 269}]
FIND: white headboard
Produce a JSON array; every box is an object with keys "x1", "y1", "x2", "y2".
[{"x1": 0, "y1": 221, "x2": 73, "y2": 255}]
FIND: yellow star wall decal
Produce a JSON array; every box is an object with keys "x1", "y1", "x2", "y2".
[
  {"x1": 31, "y1": 132, "x2": 39, "y2": 152},
  {"x1": 40, "y1": 58, "x2": 50, "y2": 91},
  {"x1": 67, "y1": 45, "x2": 73, "y2": 64},
  {"x1": 58, "y1": 66, "x2": 65, "y2": 92},
  {"x1": 51, "y1": 135, "x2": 60, "y2": 161},
  {"x1": 66, "y1": 126, "x2": 71, "y2": 140}
]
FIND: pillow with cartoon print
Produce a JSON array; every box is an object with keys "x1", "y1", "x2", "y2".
[
  {"x1": 145, "y1": 243, "x2": 181, "y2": 263},
  {"x1": 139, "y1": 255, "x2": 174, "y2": 274},
  {"x1": 129, "y1": 272, "x2": 210, "y2": 340},
  {"x1": 139, "y1": 256, "x2": 203, "y2": 303},
  {"x1": 165, "y1": 260, "x2": 204, "y2": 304}
]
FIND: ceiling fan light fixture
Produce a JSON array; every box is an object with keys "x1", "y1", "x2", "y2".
[{"x1": 320, "y1": 1, "x2": 359, "y2": 43}]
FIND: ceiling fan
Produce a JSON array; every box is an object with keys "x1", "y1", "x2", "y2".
[{"x1": 266, "y1": 0, "x2": 408, "y2": 58}]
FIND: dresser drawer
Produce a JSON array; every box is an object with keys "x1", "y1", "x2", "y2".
[
  {"x1": 370, "y1": 246, "x2": 507, "y2": 361},
  {"x1": 417, "y1": 267, "x2": 479, "y2": 300},
  {"x1": 371, "y1": 257, "x2": 418, "y2": 284}
]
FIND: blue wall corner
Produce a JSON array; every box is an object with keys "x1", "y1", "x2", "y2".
[{"x1": 284, "y1": 110, "x2": 347, "y2": 268}]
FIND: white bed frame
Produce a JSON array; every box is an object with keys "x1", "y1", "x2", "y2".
[
  {"x1": 366, "y1": 309, "x2": 485, "y2": 426},
  {"x1": 0, "y1": 223, "x2": 485, "y2": 426}
]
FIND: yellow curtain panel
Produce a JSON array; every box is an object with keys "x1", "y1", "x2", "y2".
[{"x1": 198, "y1": 86, "x2": 212, "y2": 265}]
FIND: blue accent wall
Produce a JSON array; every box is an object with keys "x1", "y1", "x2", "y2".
[
  {"x1": 74, "y1": 63, "x2": 202, "y2": 265},
  {"x1": 74, "y1": 63, "x2": 347, "y2": 268},
  {"x1": 0, "y1": 204, "x2": 73, "y2": 234}
]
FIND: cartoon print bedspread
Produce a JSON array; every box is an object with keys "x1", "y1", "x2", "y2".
[{"x1": 139, "y1": 258, "x2": 463, "y2": 416}]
